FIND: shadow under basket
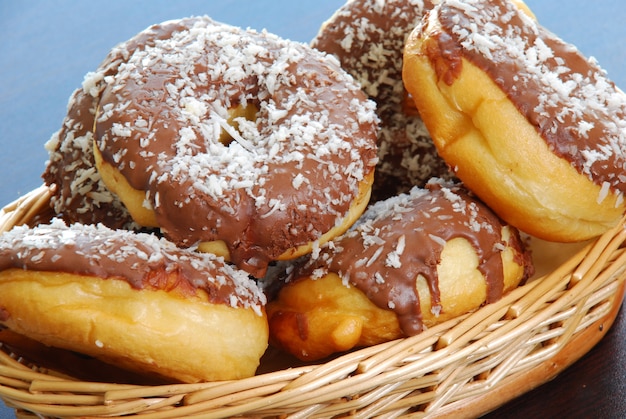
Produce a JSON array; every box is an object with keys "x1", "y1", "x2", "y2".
[{"x1": 0, "y1": 184, "x2": 625, "y2": 418}]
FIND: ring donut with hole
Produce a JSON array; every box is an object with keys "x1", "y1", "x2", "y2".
[{"x1": 92, "y1": 16, "x2": 379, "y2": 277}]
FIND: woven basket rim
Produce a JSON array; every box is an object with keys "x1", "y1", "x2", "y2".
[{"x1": 1, "y1": 184, "x2": 625, "y2": 419}]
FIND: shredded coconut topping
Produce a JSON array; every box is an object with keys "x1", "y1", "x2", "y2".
[
  {"x1": 312, "y1": 0, "x2": 455, "y2": 200},
  {"x1": 94, "y1": 16, "x2": 378, "y2": 275},
  {"x1": 434, "y1": 0, "x2": 626, "y2": 194},
  {"x1": 0, "y1": 220, "x2": 267, "y2": 315},
  {"x1": 301, "y1": 178, "x2": 524, "y2": 336}
]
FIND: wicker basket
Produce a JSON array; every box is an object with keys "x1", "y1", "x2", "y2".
[{"x1": 0, "y1": 185, "x2": 625, "y2": 419}]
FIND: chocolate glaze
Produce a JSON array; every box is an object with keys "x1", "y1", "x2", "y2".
[
  {"x1": 94, "y1": 16, "x2": 379, "y2": 278},
  {"x1": 423, "y1": 0, "x2": 626, "y2": 195},
  {"x1": 42, "y1": 18, "x2": 201, "y2": 229},
  {"x1": 0, "y1": 220, "x2": 266, "y2": 314},
  {"x1": 42, "y1": 87, "x2": 133, "y2": 228},
  {"x1": 298, "y1": 181, "x2": 532, "y2": 336},
  {"x1": 312, "y1": 0, "x2": 455, "y2": 202}
]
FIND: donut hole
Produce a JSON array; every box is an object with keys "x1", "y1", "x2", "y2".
[{"x1": 218, "y1": 104, "x2": 259, "y2": 146}]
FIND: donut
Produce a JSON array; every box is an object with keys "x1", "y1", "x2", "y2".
[
  {"x1": 266, "y1": 180, "x2": 533, "y2": 361},
  {"x1": 42, "y1": 18, "x2": 202, "y2": 229},
  {"x1": 402, "y1": 0, "x2": 626, "y2": 242},
  {"x1": 0, "y1": 219, "x2": 268, "y2": 383},
  {"x1": 312, "y1": 0, "x2": 455, "y2": 202},
  {"x1": 92, "y1": 16, "x2": 379, "y2": 278}
]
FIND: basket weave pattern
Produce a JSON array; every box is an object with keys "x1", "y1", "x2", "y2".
[{"x1": 0, "y1": 185, "x2": 625, "y2": 418}]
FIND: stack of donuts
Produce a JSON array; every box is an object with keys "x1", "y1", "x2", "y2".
[
  {"x1": 266, "y1": 0, "x2": 626, "y2": 361},
  {"x1": 2, "y1": 15, "x2": 379, "y2": 382},
  {"x1": 1, "y1": 0, "x2": 625, "y2": 382}
]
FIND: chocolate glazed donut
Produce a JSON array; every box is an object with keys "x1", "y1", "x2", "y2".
[
  {"x1": 0, "y1": 220, "x2": 268, "y2": 383},
  {"x1": 92, "y1": 16, "x2": 379, "y2": 277},
  {"x1": 312, "y1": 0, "x2": 456, "y2": 202},
  {"x1": 403, "y1": 0, "x2": 626, "y2": 242},
  {"x1": 267, "y1": 181, "x2": 533, "y2": 361}
]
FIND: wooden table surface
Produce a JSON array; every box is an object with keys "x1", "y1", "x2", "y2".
[{"x1": 1, "y1": 1, "x2": 625, "y2": 418}]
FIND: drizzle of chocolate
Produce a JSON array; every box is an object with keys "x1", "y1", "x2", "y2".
[{"x1": 300, "y1": 182, "x2": 530, "y2": 336}]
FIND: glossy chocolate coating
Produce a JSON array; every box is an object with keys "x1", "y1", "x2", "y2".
[
  {"x1": 94, "y1": 16, "x2": 379, "y2": 277},
  {"x1": 43, "y1": 18, "x2": 201, "y2": 229},
  {"x1": 312, "y1": 0, "x2": 455, "y2": 201},
  {"x1": 299, "y1": 182, "x2": 532, "y2": 335},
  {"x1": 0, "y1": 220, "x2": 266, "y2": 313},
  {"x1": 424, "y1": 0, "x2": 626, "y2": 196}
]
